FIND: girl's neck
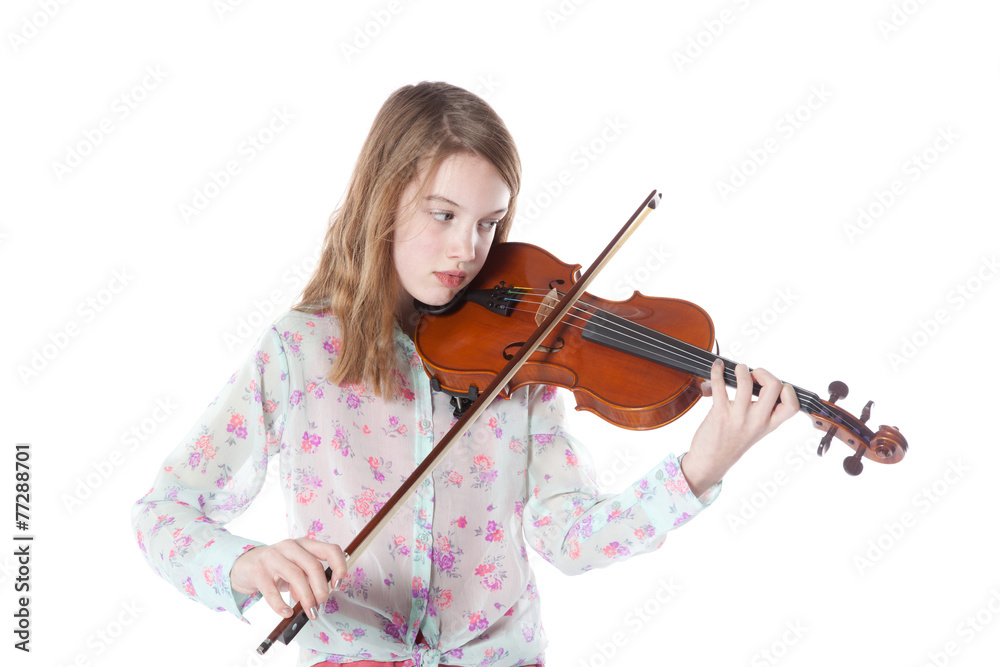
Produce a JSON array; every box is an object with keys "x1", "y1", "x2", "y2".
[{"x1": 396, "y1": 293, "x2": 418, "y2": 339}]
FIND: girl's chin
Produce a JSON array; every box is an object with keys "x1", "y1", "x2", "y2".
[
  {"x1": 419, "y1": 289, "x2": 460, "y2": 307},
  {"x1": 418, "y1": 281, "x2": 465, "y2": 305}
]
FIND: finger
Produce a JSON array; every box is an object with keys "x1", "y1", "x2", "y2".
[
  {"x1": 709, "y1": 358, "x2": 727, "y2": 406},
  {"x1": 257, "y1": 575, "x2": 293, "y2": 618},
  {"x1": 328, "y1": 544, "x2": 349, "y2": 583},
  {"x1": 246, "y1": 541, "x2": 322, "y2": 620},
  {"x1": 773, "y1": 382, "x2": 800, "y2": 421},
  {"x1": 297, "y1": 539, "x2": 349, "y2": 602},
  {"x1": 750, "y1": 366, "x2": 782, "y2": 409},
  {"x1": 277, "y1": 543, "x2": 336, "y2": 619},
  {"x1": 328, "y1": 544, "x2": 349, "y2": 596},
  {"x1": 298, "y1": 539, "x2": 348, "y2": 577},
  {"x1": 263, "y1": 556, "x2": 319, "y2": 620},
  {"x1": 733, "y1": 363, "x2": 752, "y2": 409}
]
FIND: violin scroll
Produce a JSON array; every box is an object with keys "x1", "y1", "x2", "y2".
[
  {"x1": 808, "y1": 380, "x2": 907, "y2": 475},
  {"x1": 870, "y1": 425, "x2": 907, "y2": 460}
]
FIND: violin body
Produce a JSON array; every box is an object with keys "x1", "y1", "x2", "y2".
[{"x1": 416, "y1": 242, "x2": 717, "y2": 430}]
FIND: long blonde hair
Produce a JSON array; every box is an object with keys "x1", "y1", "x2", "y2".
[{"x1": 294, "y1": 81, "x2": 521, "y2": 397}]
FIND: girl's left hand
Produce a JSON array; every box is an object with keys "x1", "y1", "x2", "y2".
[{"x1": 680, "y1": 359, "x2": 799, "y2": 498}]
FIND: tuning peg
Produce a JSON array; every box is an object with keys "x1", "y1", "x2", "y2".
[
  {"x1": 843, "y1": 444, "x2": 866, "y2": 476},
  {"x1": 842, "y1": 400, "x2": 875, "y2": 475},
  {"x1": 818, "y1": 428, "x2": 836, "y2": 457},
  {"x1": 859, "y1": 400, "x2": 872, "y2": 424},
  {"x1": 818, "y1": 381, "x2": 850, "y2": 456},
  {"x1": 828, "y1": 380, "x2": 849, "y2": 403}
]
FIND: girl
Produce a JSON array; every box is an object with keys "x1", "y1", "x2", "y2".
[{"x1": 132, "y1": 81, "x2": 798, "y2": 667}]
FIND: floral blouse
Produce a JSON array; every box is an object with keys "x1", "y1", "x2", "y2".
[{"x1": 132, "y1": 309, "x2": 719, "y2": 667}]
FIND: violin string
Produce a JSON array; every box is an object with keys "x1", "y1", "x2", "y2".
[
  {"x1": 504, "y1": 289, "x2": 736, "y2": 379},
  {"x1": 500, "y1": 289, "x2": 837, "y2": 422},
  {"x1": 504, "y1": 290, "x2": 737, "y2": 380},
  {"x1": 502, "y1": 293, "x2": 732, "y2": 383},
  {"x1": 506, "y1": 295, "x2": 841, "y2": 428},
  {"x1": 507, "y1": 300, "x2": 746, "y2": 389},
  {"x1": 505, "y1": 288, "x2": 767, "y2": 384}
]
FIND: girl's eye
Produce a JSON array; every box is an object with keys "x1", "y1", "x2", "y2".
[
  {"x1": 479, "y1": 220, "x2": 499, "y2": 231},
  {"x1": 431, "y1": 211, "x2": 453, "y2": 222}
]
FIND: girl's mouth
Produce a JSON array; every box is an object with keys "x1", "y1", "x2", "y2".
[{"x1": 435, "y1": 272, "x2": 465, "y2": 288}]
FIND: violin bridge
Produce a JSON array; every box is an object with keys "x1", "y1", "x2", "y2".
[{"x1": 534, "y1": 287, "x2": 561, "y2": 326}]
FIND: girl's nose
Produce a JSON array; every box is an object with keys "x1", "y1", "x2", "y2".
[{"x1": 447, "y1": 223, "x2": 476, "y2": 262}]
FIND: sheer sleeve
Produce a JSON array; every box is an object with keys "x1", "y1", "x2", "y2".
[
  {"x1": 131, "y1": 326, "x2": 289, "y2": 619},
  {"x1": 521, "y1": 386, "x2": 720, "y2": 574}
]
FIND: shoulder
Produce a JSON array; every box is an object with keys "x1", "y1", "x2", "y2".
[
  {"x1": 265, "y1": 308, "x2": 345, "y2": 360},
  {"x1": 270, "y1": 309, "x2": 343, "y2": 337}
]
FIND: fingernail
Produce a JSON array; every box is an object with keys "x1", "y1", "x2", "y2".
[
  {"x1": 333, "y1": 578, "x2": 345, "y2": 591},
  {"x1": 281, "y1": 606, "x2": 292, "y2": 617},
  {"x1": 714, "y1": 359, "x2": 723, "y2": 368},
  {"x1": 309, "y1": 606, "x2": 318, "y2": 620}
]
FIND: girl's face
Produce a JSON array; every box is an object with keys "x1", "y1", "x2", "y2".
[{"x1": 393, "y1": 152, "x2": 510, "y2": 314}]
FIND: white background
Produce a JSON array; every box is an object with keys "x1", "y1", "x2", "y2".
[{"x1": 3, "y1": 1, "x2": 999, "y2": 666}]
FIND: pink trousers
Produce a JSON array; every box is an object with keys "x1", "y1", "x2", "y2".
[{"x1": 313, "y1": 663, "x2": 541, "y2": 667}]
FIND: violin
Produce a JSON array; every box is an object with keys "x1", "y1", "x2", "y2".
[
  {"x1": 415, "y1": 241, "x2": 908, "y2": 473},
  {"x1": 257, "y1": 189, "x2": 907, "y2": 654}
]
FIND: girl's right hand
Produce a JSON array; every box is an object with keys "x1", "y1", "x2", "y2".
[{"x1": 230, "y1": 537, "x2": 348, "y2": 620}]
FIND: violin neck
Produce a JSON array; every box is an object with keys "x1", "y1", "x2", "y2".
[{"x1": 715, "y1": 357, "x2": 816, "y2": 414}]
